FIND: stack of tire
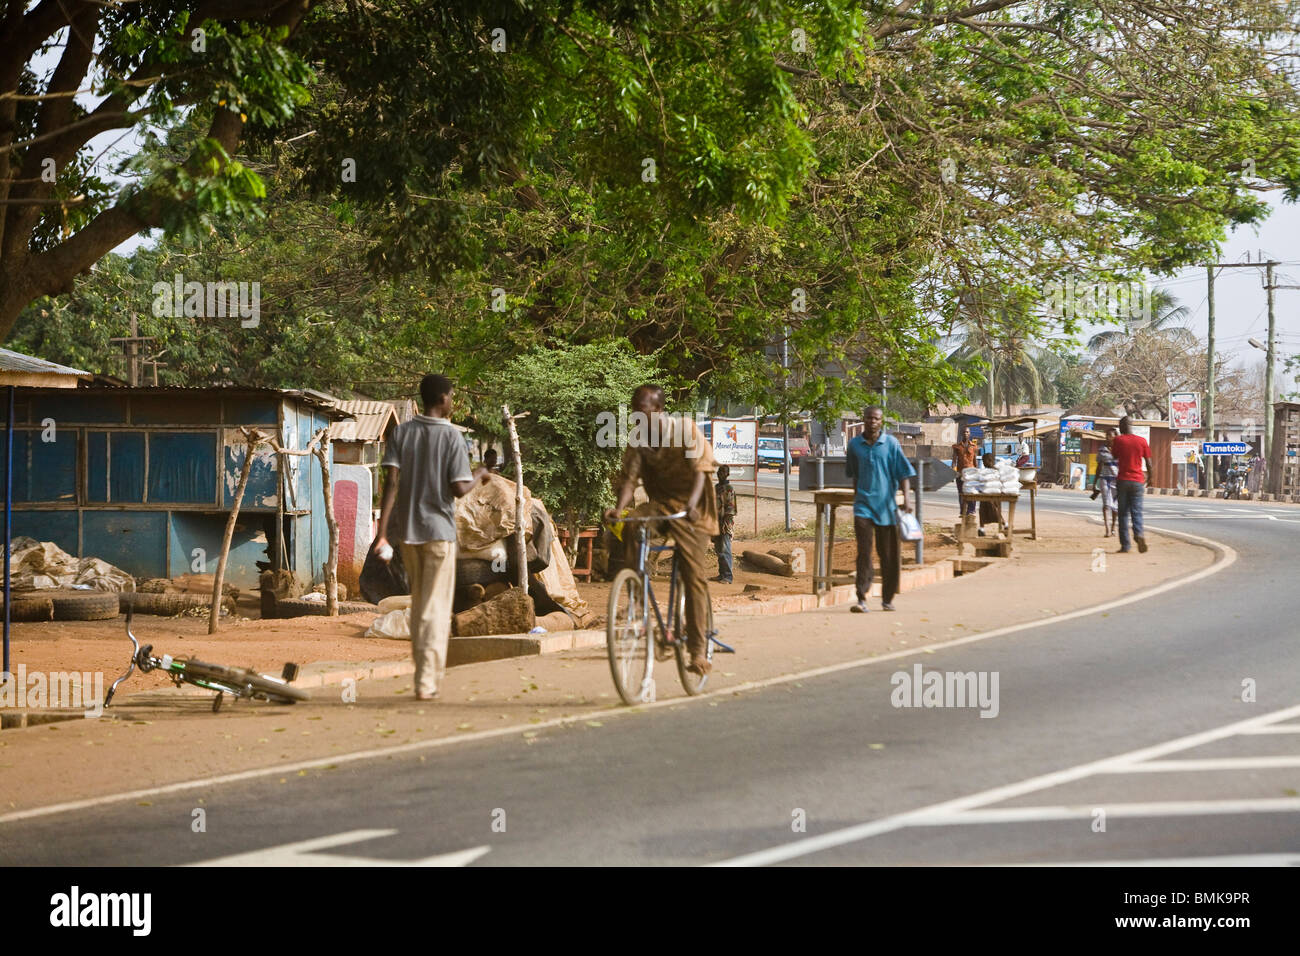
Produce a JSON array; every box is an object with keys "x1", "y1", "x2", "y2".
[{"x1": 1, "y1": 589, "x2": 119, "y2": 622}]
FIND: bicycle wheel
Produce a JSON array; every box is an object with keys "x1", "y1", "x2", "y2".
[
  {"x1": 606, "y1": 569, "x2": 652, "y2": 706},
  {"x1": 674, "y1": 591, "x2": 714, "y2": 696},
  {"x1": 181, "y1": 659, "x2": 311, "y2": 704}
]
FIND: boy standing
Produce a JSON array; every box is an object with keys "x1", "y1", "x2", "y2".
[
  {"x1": 374, "y1": 374, "x2": 485, "y2": 700},
  {"x1": 713, "y1": 464, "x2": 737, "y2": 583}
]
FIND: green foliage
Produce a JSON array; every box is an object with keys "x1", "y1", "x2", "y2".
[{"x1": 471, "y1": 342, "x2": 663, "y2": 528}]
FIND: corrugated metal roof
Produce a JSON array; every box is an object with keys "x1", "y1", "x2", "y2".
[
  {"x1": 329, "y1": 400, "x2": 401, "y2": 442},
  {"x1": 0, "y1": 347, "x2": 91, "y2": 382}
]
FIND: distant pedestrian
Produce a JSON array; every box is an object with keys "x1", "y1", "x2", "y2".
[
  {"x1": 712, "y1": 464, "x2": 737, "y2": 583},
  {"x1": 846, "y1": 406, "x2": 915, "y2": 613},
  {"x1": 374, "y1": 374, "x2": 489, "y2": 700},
  {"x1": 951, "y1": 426, "x2": 980, "y2": 518},
  {"x1": 482, "y1": 447, "x2": 502, "y2": 473},
  {"x1": 1091, "y1": 428, "x2": 1118, "y2": 536},
  {"x1": 1111, "y1": 416, "x2": 1153, "y2": 554}
]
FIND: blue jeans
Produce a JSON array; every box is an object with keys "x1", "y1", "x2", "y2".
[
  {"x1": 713, "y1": 533, "x2": 733, "y2": 581},
  {"x1": 1116, "y1": 480, "x2": 1145, "y2": 550}
]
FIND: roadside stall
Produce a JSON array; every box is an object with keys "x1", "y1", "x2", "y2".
[{"x1": 956, "y1": 415, "x2": 1044, "y2": 554}]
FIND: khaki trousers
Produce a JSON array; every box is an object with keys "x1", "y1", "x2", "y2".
[
  {"x1": 400, "y1": 540, "x2": 457, "y2": 695},
  {"x1": 623, "y1": 505, "x2": 712, "y2": 658}
]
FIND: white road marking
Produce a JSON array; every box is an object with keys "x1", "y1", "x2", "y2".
[
  {"x1": 913, "y1": 798, "x2": 1300, "y2": 825},
  {"x1": 710, "y1": 703, "x2": 1300, "y2": 867},
  {"x1": 0, "y1": 525, "x2": 1238, "y2": 828},
  {"x1": 1116, "y1": 756, "x2": 1300, "y2": 772},
  {"x1": 190, "y1": 829, "x2": 490, "y2": 867},
  {"x1": 1241, "y1": 724, "x2": 1300, "y2": 734}
]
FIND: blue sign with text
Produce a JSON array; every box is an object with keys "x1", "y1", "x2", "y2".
[{"x1": 1202, "y1": 442, "x2": 1249, "y2": 455}]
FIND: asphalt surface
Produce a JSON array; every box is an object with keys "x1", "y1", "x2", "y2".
[{"x1": 3, "y1": 488, "x2": 1298, "y2": 866}]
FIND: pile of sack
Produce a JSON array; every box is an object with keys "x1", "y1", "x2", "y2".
[{"x1": 960, "y1": 462, "x2": 1022, "y2": 496}]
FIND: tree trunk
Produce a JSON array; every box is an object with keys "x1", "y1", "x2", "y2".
[
  {"x1": 209, "y1": 433, "x2": 261, "y2": 634},
  {"x1": 501, "y1": 405, "x2": 528, "y2": 595},
  {"x1": 312, "y1": 437, "x2": 339, "y2": 616}
]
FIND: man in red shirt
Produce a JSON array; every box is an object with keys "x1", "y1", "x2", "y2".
[{"x1": 1110, "y1": 416, "x2": 1154, "y2": 553}]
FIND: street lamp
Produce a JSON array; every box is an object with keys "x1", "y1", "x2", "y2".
[{"x1": 1248, "y1": 336, "x2": 1274, "y2": 466}]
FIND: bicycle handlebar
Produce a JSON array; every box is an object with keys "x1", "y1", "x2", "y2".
[{"x1": 615, "y1": 510, "x2": 688, "y2": 523}]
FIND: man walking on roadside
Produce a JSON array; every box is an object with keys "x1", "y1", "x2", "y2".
[
  {"x1": 374, "y1": 374, "x2": 487, "y2": 700},
  {"x1": 1111, "y1": 416, "x2": 1153, "y2": 554},
  {"x1": 951, "y1": 425, "x2": 980, "y2": 519},
  {"x1": 846, "y1": 406, "x2": 915, "y2": 613},
  {"x1": 605, "y1": 384, "x2": 719, "y2": 675}
]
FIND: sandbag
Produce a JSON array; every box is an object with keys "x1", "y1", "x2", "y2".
[
  {"x1": 452, "y1": 586, "x2": 536, "y2": 637},
  {"x1": 741, "y1": 550, "x2": 794, "y2": 577}
]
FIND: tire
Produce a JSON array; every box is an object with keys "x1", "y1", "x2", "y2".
[
  {"x1": 120, "y1": 591, "x2": 213, "y2": 616},
  {"x1": 49, "y1": 589, "x2": 120, "y2": 621},
  {"x1": 674, "y1": 588, "x2": 715, "y2": 696},
  {"x1": 456, "y1": 558, "x2": 504, "y2": 587},
  {"x1": 606, "y1": 569, "x2": 652, "y2": 706},
  {"x1": 274, "y1": 597, "x2": 379, "y2": 618},
  {"x1": 0, "y1": 592, "x2": 54, "y2": 622},
  {"x1": 180, "y1": 658, "x2": 312, "y2": 704}
]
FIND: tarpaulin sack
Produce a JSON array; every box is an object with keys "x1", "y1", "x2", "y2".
[{"x1": 359, "y1": 536, "x2": 409, "y2": 604}]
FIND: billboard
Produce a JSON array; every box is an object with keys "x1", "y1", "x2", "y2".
[
  {"x1": 1169, "y1": 392, "x2": 1201, "y2": 430},
  {"x1": 1170, "y1": 440, "x2": 1199, "y2": 464},
  {"x1": 709, "y1": 419, "x2": 758, "y2": 467}
]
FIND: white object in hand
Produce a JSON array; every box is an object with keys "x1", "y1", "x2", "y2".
[{"x1": 377, "y1": 542, "x2": 394, "y2": 562}]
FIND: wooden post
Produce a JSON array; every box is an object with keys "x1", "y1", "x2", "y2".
[
  {"x1": 210, "y1": 429, "x2": 264, "y2": 634},
  {"x1": 312, "y1": 434, "x2": 339, "y2": 616},
  {"x1": 501, "y1": 405, "x2": 529, "y2": 595}
]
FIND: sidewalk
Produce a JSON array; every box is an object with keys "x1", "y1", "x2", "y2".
[{"x1": 0, "y1": 506, "x2": 1218, "y2": 813}]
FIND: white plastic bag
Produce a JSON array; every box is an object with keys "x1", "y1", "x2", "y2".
[
  {"x1": 365, "y1": 608, "x2": 411, "y2": 640},
  {"x1": 897, "y1": 510, "x2": 923, "y2": 541}
]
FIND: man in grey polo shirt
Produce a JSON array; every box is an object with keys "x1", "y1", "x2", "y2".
[{"x1": 374, "y1": 374, "x2": 483, "y2": 699}]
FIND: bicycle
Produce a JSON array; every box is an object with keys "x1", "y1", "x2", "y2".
[
  {"x1": 604, "y1": 511, "x2": 733, "y2": 706},
  {"x1": 105, "y1": 609, "x2": 311, "y2": 712}
]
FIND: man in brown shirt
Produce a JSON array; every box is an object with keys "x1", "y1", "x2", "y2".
[
  {"x1": 951, "y1": 425, "x2": 980, "y2": 517},
  {"x1": 605, "y1": 384, "x2": 718, "y2": 675}
]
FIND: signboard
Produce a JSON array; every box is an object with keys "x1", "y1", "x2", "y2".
[
  {"x1": 1170, "y1": 440, "x2": 1200, "y2": 465},
  {"x1": 1202, "y1": 441, "x2": 1250, "y2": 456},
  {"x1": 1169, "y1": 391, "x2": 1201, "y2": 430},
  {"x1": 1060, "y1": 419, "x2": 1093, "y2": 454},
  {"x1": 709, "y1": 418, "x2": 758, "y2": 467},
  {"x1": 911, "y1": 457, "x2": 956, "y2": 493}
]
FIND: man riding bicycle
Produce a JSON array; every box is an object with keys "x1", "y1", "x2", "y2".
[{"x1": 605, "y1": 384, "x2": 718, "y2": 676}]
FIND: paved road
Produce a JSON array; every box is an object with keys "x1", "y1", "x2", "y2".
[{"x1": 3, "y1": 488, "x2": 1298, "y2": 866}]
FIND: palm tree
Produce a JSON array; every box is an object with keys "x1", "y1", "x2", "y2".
[{"x1": 1086, "y1": 288, "x2": 1196, "y2": 352}]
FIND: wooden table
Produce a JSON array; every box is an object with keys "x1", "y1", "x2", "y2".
[
  {"x1": 812, "y1": 489, "x2": 856, "y2": 595},
  {"x1": 1016, "y1": 479, "x2": 1038, "y2": 540},
  {"x1": 957, "y1": 492, "x2": 1020, "y2": 556}
]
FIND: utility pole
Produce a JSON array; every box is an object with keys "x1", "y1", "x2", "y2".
[
  {"x1": 782, "y1": 326, "x2": 791, "y2": 532},
  {"x1": 1265, "y1": 262, "x2": 1276, "y2": 464},
  {"x1": 1205, "y1": 265, "x2": 1216, "y2": 491}
]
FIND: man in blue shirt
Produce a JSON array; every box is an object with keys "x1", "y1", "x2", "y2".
[{"x1": 845, "y1": 406, "x2": 916, "y2": 613}]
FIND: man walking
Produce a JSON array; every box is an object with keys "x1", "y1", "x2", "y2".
[
  {"x1": 374, "y1": 374, "x2": 485, "y2": 700},
  {"x1": 846, "y1": 406, "x2": 915, "y2": 613},
  {"x1": 606, "y1": 385, "x2": 719, "y2": 675},
  {"x1": 951, "y1": 425, "x2": 980, "y2": 519},
  {"x1": 1091, "y1": 427, "x2": 1119, "y2": 537},
  {"x1": 713, "y1": 464, "x2": 737, "y2": 584},
  {"x1": 1111, "y1": 416, "x2": 1153, "y2": 554}
]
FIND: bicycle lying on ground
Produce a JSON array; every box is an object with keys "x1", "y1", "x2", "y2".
[
  {"x1": 605, "y1": 511, "x2": 734, "y2": 706},
  {"x1": 105, "y1": 609, "x2": 311, "y2": 712}
]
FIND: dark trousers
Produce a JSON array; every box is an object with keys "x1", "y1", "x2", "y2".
[
  {"x1": 854, "y1": 516, "x2": 901, "y2": 604},
  {"x1": 713, "y1": 532, "x2": 733, "y2": 582},
  {"x1": 1116, "y1": 480, "x2": 1145, "y2": 550}
]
